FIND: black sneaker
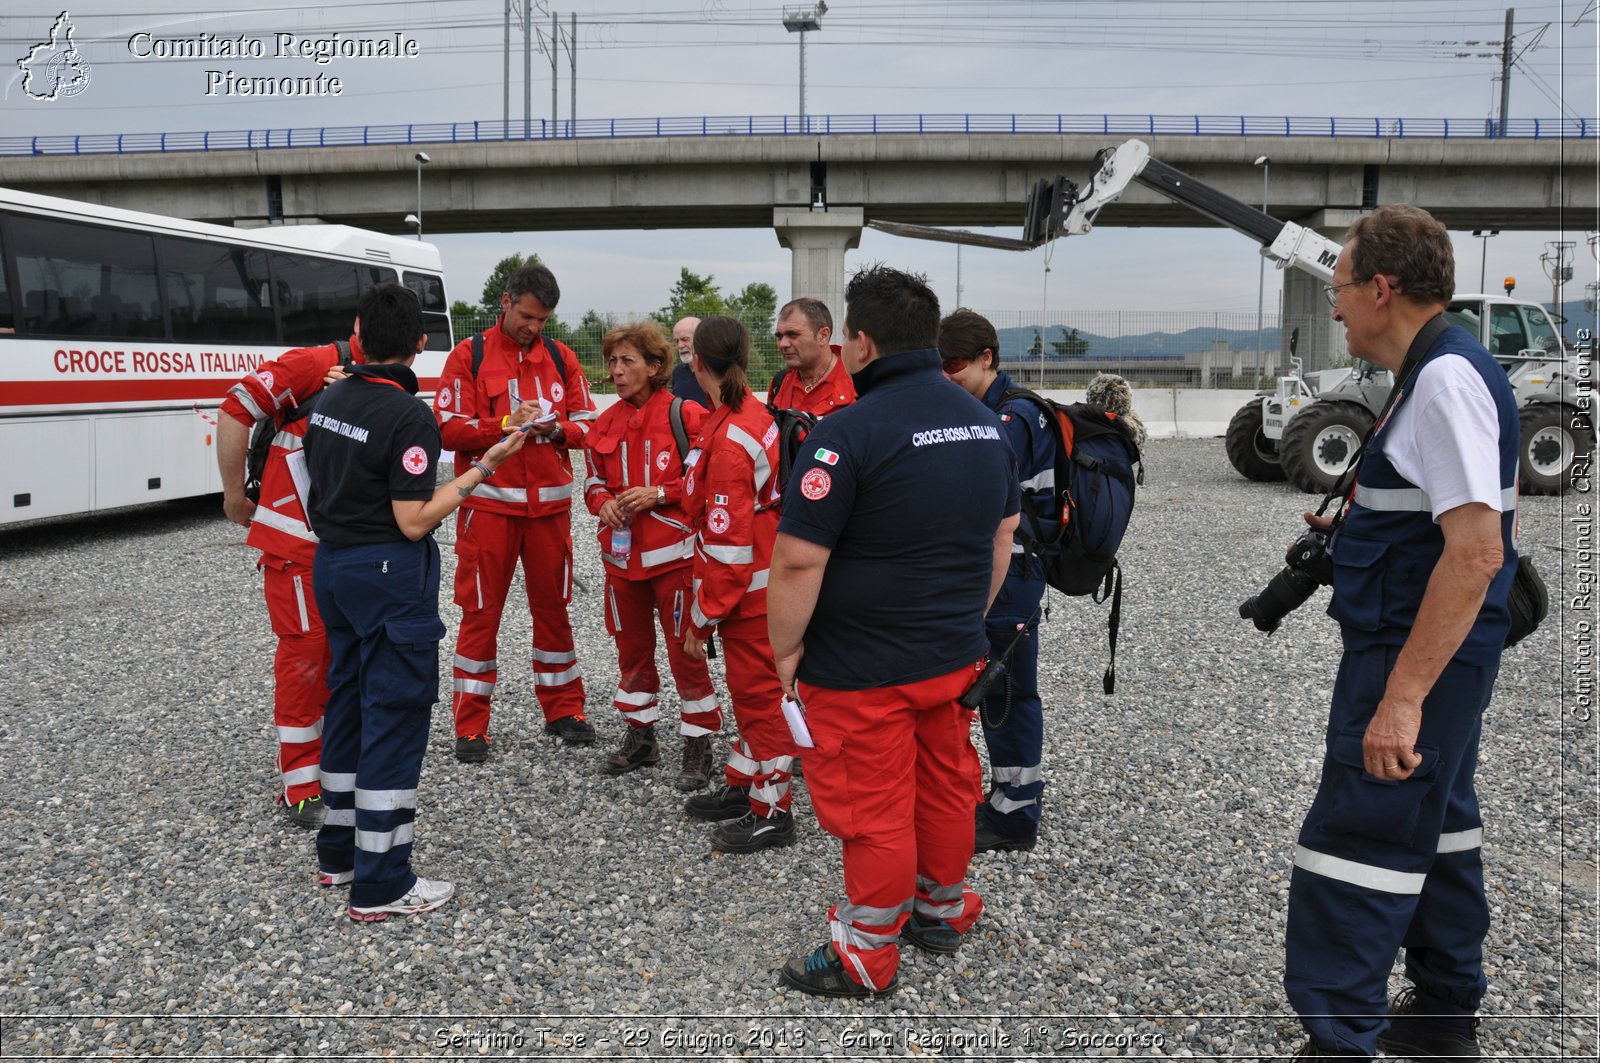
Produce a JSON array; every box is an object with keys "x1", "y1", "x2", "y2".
[
  {"x1": 779, "y1": 943, "x2": 897, "y2": 999},
  {"x1": 899, "y1": 912, "x2": 961, "y2": 955},
  {"x1": 454, "y1": 733, "x2": 491, "y2": 763},
  {"x1": 544, "y1": 714, "x2": 596, "y2": 744},
  {"x1": 683, "y1": 783, "x2": 749, "y2": 821},
  {"x1": 284, "y1": 794, "x2": 325, "y2": 830},
  {"x1": 711, "y1": 810, "x2": 796, "y2": 854},
  {"x1": 674, "y1": 734, "x2": 713, "y2": 791},
  {"x1": 974, "y1": 819, "x2": 1036, "y2": 853},
  {"x1": 1377, "y1": 986, "x2": 1481, "y2": 1061},
  {"x1": 601, "y1": 724, "x2": 658, "y2": 775}
]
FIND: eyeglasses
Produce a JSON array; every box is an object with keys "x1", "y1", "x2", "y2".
[{"x1": 1322, "y1": 278, "x2": 1368, "y2": 308}]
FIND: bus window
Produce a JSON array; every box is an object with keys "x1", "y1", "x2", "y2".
[
  {"x1": 403, "y1": 271, "x2": 452, "y2": 351},
  {"x1": 9, "y1": 214, "x2": 162, "y2": 339},
  {"x1": 358, "y1": 265, "x2": 399, "y2": 291},
  {"x1": 159, "y1": 237, "x2": 275, "y2": 344},
  {"x1": 272, "y1": 253, "x2": 360, "y2": 345},
  {"x1": 0, "y1": 228, "x2": 12, "y2": 334}
]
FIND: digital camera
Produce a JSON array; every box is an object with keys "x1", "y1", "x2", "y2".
[{"x1": 1239, "y1": 529, "x2": 1333, "y2": 634}]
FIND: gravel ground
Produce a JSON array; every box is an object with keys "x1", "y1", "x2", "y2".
[{"x1": 0, "y1": 438, "x2": 1594, "y2": 1060}]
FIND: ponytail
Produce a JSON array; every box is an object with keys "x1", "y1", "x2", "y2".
[{"x1": 692, "y1": 316, "x2": 751, "y2": 413}]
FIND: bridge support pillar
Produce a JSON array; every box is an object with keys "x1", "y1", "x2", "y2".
[
  {"x1": 1282, "y1": 211, "x2": 1365, "y2": 372},
  {"x1": 774, "y1": 207, "x2": 863, "y2": 317}
]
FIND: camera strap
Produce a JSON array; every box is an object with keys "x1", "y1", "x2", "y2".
[{"x1": 1315, "y1": 312, "x2": 1450, "y2": 526}]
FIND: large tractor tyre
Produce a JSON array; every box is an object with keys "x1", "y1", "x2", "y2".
[
  {"x1": 1225, "y1": 401, "x2": 1287, "y2": 482},
  {"x1": 1518, "y1": 402, "x2": 1593, "y2": 495},
  {"x1": 1280, "y1": 401, "x2": 1376, "y2": 496}
]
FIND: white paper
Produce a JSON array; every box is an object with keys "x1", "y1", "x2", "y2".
[
  {"x1": 781, "y1": 696, "x2": 814, "y2": 749},
  {"x1": 284, "y1": 448, "x2": 312, "y2": 515}
]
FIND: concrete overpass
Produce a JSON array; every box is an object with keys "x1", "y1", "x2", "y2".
[{"x1": 3, "y1": 129, "x2": 1593, "y2": 341}]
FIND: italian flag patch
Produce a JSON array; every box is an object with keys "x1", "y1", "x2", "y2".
[{"x1": 814, "y1": 448, "x2": 840, "y2": 466}]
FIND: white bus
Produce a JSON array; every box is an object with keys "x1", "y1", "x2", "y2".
[{"x1": 0, "y1": 188, "x2": 452, "y2": 525}]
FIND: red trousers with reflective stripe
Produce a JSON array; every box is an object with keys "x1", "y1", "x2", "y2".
[
  {"x1": 603, "y1": 567, "x2": 721, "y2": 735},
  {"x1": 451, "y1": 508, "x2": 584, "y2": 736},
  {"x1": 261, "y1": 557, "x2": 329, "y2": 804},
  {"x1": 799, "y1": 660, "x2": 987, "y2": 991},
  {"x1": 720, "y1": 612, "x2": 796, "y2": 815}
]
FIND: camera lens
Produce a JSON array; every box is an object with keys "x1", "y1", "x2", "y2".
[{"x1": 1239, "y1": 564, "x2": 1324, "y2": 634}]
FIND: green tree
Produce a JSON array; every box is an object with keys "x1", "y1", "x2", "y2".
[
  {"x1": 654, "y1": 268, "x2": 728, "y2": 327},
  {"x1": 1027, "y1": 328, "x2": 1044, "y2": 359},
  {"x1": 476, "y1": 252, "x2": 569, "y2": 338},
  {"x1": 1050, "y1": 327, "x2": 1090, "y2": 358},
  {"x1": 728, "y1": 281, "x2": 780, "y2": 373}
]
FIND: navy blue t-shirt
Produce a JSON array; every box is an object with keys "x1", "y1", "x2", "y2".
[{"x1": 778, "y1": 348, "x2": 1020, "y2": 691}]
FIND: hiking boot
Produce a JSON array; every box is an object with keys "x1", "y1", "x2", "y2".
[
  {"x1": 454, "y1": 733, "x2": 491, "y2": 763},
  {"x1": 779, "y1": 943, "x2": 897, "y2": 999},
  {"x1": 899, "y1": 912, "x2": 962, "y2": 955},
  {"x1": 284, "y1": 793, "x2": 325, "y2": 829},
  {"x1": 683, "y1": 783, "x2": 750, "y2": 822},
  {"x1": 790, "y1": 756, "x2": 804, "y2": 779},
  {"x1": 317, "y1": 868, "x2": 354, "y2": 887},
  {"x1": 1377, "y1": 986, "x2": 1482, "y2": 1060},
  {"x1": 674, "y1": 735, "x2": 714, "y2": 791},
  {"x1": 601, "y1": 724, "x2": 659, "y2": 775},
  {"x1": 974, "y1": 819, "x2": 1036, "y2": 853},
  {"x1": 711, "y1": 810, "x2": 796, "y2": 854},
  {"x1": 348, "y1": 876, "x2": 455, "y2": 922},
  {"x1": 544, "y1": 714, "x2": 596, "y2": 744}
]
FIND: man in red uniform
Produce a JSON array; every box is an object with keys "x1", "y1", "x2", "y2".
[
  {"x1": 434, "y1": 262, "x2": 599, "y2": 762},
  {"x1": 218, "y1": 330, "x2": 366, "y2": 828},
  {"x1": 769, "y1": 298, "x2": 855, "y2": 417}
]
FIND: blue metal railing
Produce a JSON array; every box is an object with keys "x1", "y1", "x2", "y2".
[{"x1": 1, "y1": 113, "x2": 1590, "y2": 157}]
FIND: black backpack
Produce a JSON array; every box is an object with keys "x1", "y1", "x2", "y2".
[
  {"x1": 766, "y1": 367, "x2": 820, "y2": 501},
  {"x1": 244, "y1": 340, "x2": 352, "y2": 503},
  {"x1": 1001, "y1": 387, "x2": 1144, "y2": 693}
]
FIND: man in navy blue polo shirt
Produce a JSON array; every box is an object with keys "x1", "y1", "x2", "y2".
[{"x1": 767, "y1": 265, "x2": 1020, "y2": 998}]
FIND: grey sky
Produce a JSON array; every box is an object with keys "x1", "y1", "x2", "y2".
[{"x1": 2, "y1": 1, "x2": 1594, "y2": 320}]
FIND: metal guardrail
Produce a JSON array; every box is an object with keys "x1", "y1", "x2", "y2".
[{"x1": 1, "y1": 113, "x2": 1591, "y2": 157}]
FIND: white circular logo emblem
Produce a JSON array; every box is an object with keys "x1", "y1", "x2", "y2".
[
  {"x1": 258, "y1": 370, "x2": 275, "y2": 392},
  {"x1": 684, "y1": 473, "x2": 695, "y2": 496},
  {"x1": 708, "y1": 507, "x2": 731, "y2": 534},
  {"x1": 550, "y1": 382, "x2": 565, "y2": 403},
  {"x1": 656, "y1": 450, "x2": 672, "y2": 472},
  {"x1": 800, "y1": 468, "x2": 832, "y2": 501},
  {"x1": 401, "y1": 446, "x2": 429, "y2": 475},
  {"x1": 438, "y1": 386, "x2": 453, "y2": 410}
]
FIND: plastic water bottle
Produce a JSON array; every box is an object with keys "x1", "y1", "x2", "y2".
[{"x1": 611, "y1": 523, "x2": 632, "y2": 563}]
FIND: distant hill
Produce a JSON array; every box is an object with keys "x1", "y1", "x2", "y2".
[{"x1": 998, "y1": 324, "x2": 1281, "y2": 361}]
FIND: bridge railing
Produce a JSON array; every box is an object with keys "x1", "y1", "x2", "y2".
[{"x1": 1, "y1": 113, "x2": 1590, "y2": 157}]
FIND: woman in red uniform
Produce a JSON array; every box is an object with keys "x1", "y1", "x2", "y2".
[
  {"x1": 679, "y1": 316, "x2": 800, "y2": 854},
  {"x1": 583, "y1": 321, "x2": 722, "y2": 789}
]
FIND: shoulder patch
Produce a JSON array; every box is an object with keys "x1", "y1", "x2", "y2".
[
  {"x1": 550, "y1": 381, "x2": 565, "y2": 404},
  {"x1": 257, "y1": 370, "x2": 275, "y2": 393},
  {"x1": 437, "y1": 385, "x2": 453, "y2": 410},
  {"x1": 799, "y1": 468, "x2": 832, "y2": 501},
  {"x1": 707, "y1": 506, "x2": 731, "y2": 534},
  {"x1": 814, "y1": 447, "x2": 839, "y2": 466},
  {"x1": 401, "y1": 446, "x2": 430, "y2": 476}
]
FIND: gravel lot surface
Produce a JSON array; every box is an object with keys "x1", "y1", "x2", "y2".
[{"x1": 0, "y1": 438, "x2": 1593, "y2": 1060}]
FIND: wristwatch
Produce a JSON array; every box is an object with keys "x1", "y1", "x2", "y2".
[{"x1": 656, "y1": 485, "x2": 666, "y2": 505}]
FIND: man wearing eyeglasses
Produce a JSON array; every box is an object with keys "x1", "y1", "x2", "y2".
[{"x1": 1286, "y1": 205, "x2": 1520, "y2": 1062}]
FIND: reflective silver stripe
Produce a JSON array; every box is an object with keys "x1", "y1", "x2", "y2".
[
  {"x1": 1010, "y1": 541, "x2": 1026, "y2": 555},
  {"x1": 620, "y1": 704, "x2": 660, "y2": 725},
  {"x1": 680, "y1": 694, "x2": 718, "y2": 716},
  {"x1": 228, "y1": 383, "x2": 267, "y2": 421},
  {"x1": 356, "y1": 788, "x2": 418, "y2": 812},
  {"x1": 324, "y1": 808, "x2": 355, "y2": 827},
  {"x1": 273, "y1": 430, "x2": 304, "y2": 452},
  {"x1": 438, "y1": 410, "x2": 473, "y2": 423},
  {"x1": 690, "y1": 600, "x2": 714, "y2": 630},
  {"x1": 282, "y1": 764, "x2": 321, "y2": 786},
  {"x1": 648, "y1": 511, "x2": 693, "y2": 535},
  {"x1": 538, "y1": 482, "x2": 575, "y2": 503},
  {"x1": 746, "y1": 568, "x2": 770, "y2": 592},
  {"x1": 639, "y1": 540, "x2": 694, "y2": 568},
  {"x1": 1437, "y1": 827, "x2": 1483, "y2": 853},
  {"x1": 356, "y1": 822, "x2": 416, "y2": 854},
  {"x1": 989, "y1": 791, "x2": 1038, "y2": 814},
  {"x1": 277, "y1": 723, "x2": 322, "y2": 743},
  {"x1": 614, "y1": 688, "x2": 656, "y2": 707},
  {"x1": 1353, "y1": 484, "x2": 1518, "y2": 512},
  {"x1": 583, "y1": 474, "x2": 607, "y2": 493},
  {"x1": 915, "y1": 876, "x2": 968, "y2": 920},
  {"x1": 727, "y1": 423, "x2": 774, "y2": 494},
  {"x1": 704, "y1": 543, "x2": 754, "y2": 565},
  {"x1": 292, "y1": 573, "x2": 311, "y2": 632},
  {"x1": 621, "y1": 442, "x2": 631, "y2": 487},
  {"x1": 726, "y1": 744, "x2": 759, "y2": 776},
  {"x1": 476, "y1": 483, "x2": 528, "y2": 504},
  {"x1": 453, "y1": 678, "x2": 495, "y2": 696},
  {"x1": 1293, "y1": 844, "x2": 1426, "y2": 895},
  {"x1": 680, "y1": 721, "x2": 717, "y2": 738},
  {"x1": 252, "y1": 506, "x2": 318, "y2": 543},
  {"x1": 534, "y1": 664, "x2": 582, "y2": 686},
  {"x1": 453, "y1": 654, "x2": 496, "y2": 674},
  {"x1": 749, "y1": 775, "x2": 791, "y2": 808},
  {"x1": 271, "y1": 493, "x2": 297, "y2": 508},
  {"x1": 1020, "y1": 467, "x2": 1055, "y2": 491},
  {"x1": 532, "y1": 647, "x2": 576, "y2": 665},
  {"x1": 832, "y1": 899, "x2": 910, "y2": 936},
  {"x1": 569, "y1": 408, "x2": 598, "y2": 422},
  {"x1": 602, "y1": 552, "x2": 627, "y2": 569},
  {"x1": 321, "y1": 771, "x2": 357, "y2": 792},
  {"x1": 607, "y1": 584, "x2": 623, "y2": 628},
  {"x1": 992, "y1": 764, "x2": 1043, "y2": 786}
]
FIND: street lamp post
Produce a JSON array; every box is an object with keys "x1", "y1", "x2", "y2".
[
  {"x1": 1472, "y1": 229, "x2": 1499, "y2": 292},
  {"x1": 412, "y1": 151, "x2": 430, "y2": 240},
  {"x1": 1253, "y1": 155, "x2": 1269, "y2": 387},
  {"x1": 781, "y1": 1, "x2": 827, "y2": 129}
]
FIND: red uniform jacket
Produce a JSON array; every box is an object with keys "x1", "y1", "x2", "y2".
[
  {"x1": 433, "y1": 320, "x2": 597, "y2": 518},
  {"x1": 684, "y1": 391, "x2": 781, "y2": 637},
  {"x1": 770, "y1": 349, "x2": 856, "y2": 418},
  {"x1": 584, "y1": 389, "x2": 707, "y2": 579},
  {"x1": 220, "y1": 336, "x2": 366, "y2": 566}
]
